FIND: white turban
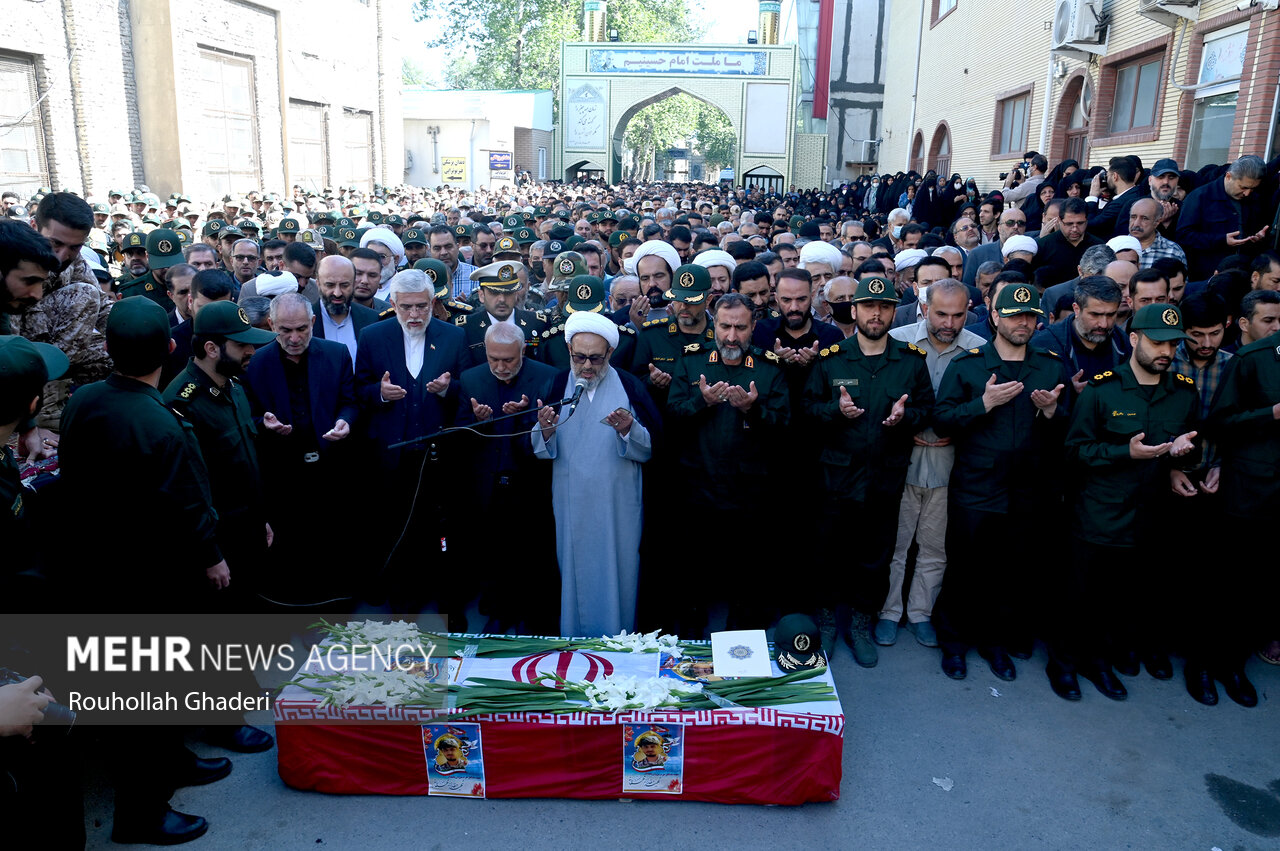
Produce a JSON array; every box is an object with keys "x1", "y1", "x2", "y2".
[
  {"x1": 360, "y1": 227, "x2": 405, "y2": 266},
  {"x1": 1001, "y1": 234, "x2": 1039, "y2": 257},
  {"x1": 564, "y1": 311, "x2": 619, "y2": 349},
  {"x1": 693, "y1": 249, "x2": 736, "y2": 275},
  {"x1": 624, "y1": 239, "x2": 680, "y2": 276},
  {"x1": 894, "y1": 248, "x2": 928, "y2": 272},
  {"x1": 255, "y1": 270, "x2": 298, "y2": 298},
  {"x1": 798, "y1": 240, "x2": 843, "y2": 273},
  {"x1": 1106, "y1": 235, "x2": 1142, "y2": 255}
]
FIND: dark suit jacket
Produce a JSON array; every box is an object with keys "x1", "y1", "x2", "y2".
[
  {"x1": 311, "y1": 301, "x2": 380, "y2": 343},
  {"x1": 455, "y1": 359, "x2": 558, "y2": 508},
  {"x1": 354, "y1": 316, "x2": 468, "y2": 469},
  {"x1": 244, "y1": 337, "x2": 359, "y2": 452},
  {"x1": 160, "y1": 318, "x2": 194, "y2": 390},
  {"x1": 1087, "y1": 185, "x2": 1140, "y2": 239}
]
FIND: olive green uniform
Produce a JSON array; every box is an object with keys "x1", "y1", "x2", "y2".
[
  {"x1": 117, "y1": 271, "x2": 175, "y2": 312},
  {"x1": 668, "y1": 343, "x2": 790, "y2": 507},
  {"x1": 1206, "y1": 330, "x2": 1280, "y2": 660},
  {"x1": 1055, "y1": 362, "x2": 1199, "y2": 673},
  {"x1": 931, "y1": 340, "x2": 1071, "y2": 659},
  {"x1": 58, "y1": 374, "x2": 221, "y2": 610},
  {"x1": 540, "y1": 319, "x2": 636, "y2": 370},
  {"x1": 802, "y1": 337, "x2": 934, "y2": 616},
  {"x1": 631, "y1": 315, "x2": 715, "y2": 407},
  {"x1": 163, "y1": 361, "x2": 266, "y2": 602},
  {"x1": 1207, "y1": 331, "x2": 1280, "y2": 518}
]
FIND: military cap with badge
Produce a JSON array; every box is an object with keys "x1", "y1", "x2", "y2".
[
  {"x1": 493, "y1": 235, "x2": 520, "y2": 258},
  {"x1": 666, "y1": 264, "x2": 712, "y2": 305},
  {"x1": 993, "y1": 282, "x2": 1044, "y2": 317},
  {"x1": 412, "y1": 257, "x2": 473, "y2": 321},
  {"x1": 1129, "y1": 303, "x2": 1189, "y2": 341},
  {"x1": 402, "y1": 228, "x2": 427, "y2": 247},
  {"x1": 851, "y1": 275, "x2": 900, "y2": 303},
  {"x1": 470, "y1": 260, "x2": 523, "y2": 292},
  {"x1": 192, "y1": 301, "x2": 277, "y2": 345}
]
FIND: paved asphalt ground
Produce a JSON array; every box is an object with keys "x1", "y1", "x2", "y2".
[{"x1": 80, "y1": 632, "x2": 1279, "y2": 850}]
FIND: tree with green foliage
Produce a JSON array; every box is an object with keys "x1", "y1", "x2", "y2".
[
  {"x1": 412, "y1": 0, "x2": 704, "y2": 101},
  {"x1": 623, "y1": 94, "x2": 734, "y2": 181}
]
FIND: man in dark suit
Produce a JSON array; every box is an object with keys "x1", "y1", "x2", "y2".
[
  {"x1": 245, "y1": 292, "x2": 359, "y2": 604},
  {"x1": 459, "y1": 260, "x2": 548, "y2": 366},
  {"x1": 311, "y1": 254, "x2": 379, "y2": 364},
  {"x1": 1086, "y1": 155, "x2": 1143, "y2": 239},
  {"x1": 354, "y1": 269, "x2": 468, "y2": 610},
  {"x1": 455, "y1": 321, "x2": 559, "y2": 632}
]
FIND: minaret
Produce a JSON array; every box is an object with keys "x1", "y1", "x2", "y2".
[
  {"x1": 758, "y1": 1, "x2": 780, "y2": 44},
  {"x1": 584, "y1": 1, "x2": 608, "y2": 42}
]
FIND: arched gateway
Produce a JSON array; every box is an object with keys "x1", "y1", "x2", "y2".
[{"x1": 558, "y1": 41, "x2": 808, "y2": 186}]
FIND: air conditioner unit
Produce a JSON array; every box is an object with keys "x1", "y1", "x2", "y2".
[
  {"x1": 1138, "y1": 0, "x2": 1199, "y2": 28},
  {"x1": 1051, "y1": 0, "x2": 1109, "y2": 56}
]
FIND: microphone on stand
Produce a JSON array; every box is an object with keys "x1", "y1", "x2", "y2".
[{"x1": 567, "y1": 378, "x2": 587, "y2": 413}]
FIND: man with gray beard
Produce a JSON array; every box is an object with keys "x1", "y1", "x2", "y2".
[
  {"x1": 455, "y1": 322, "x2": 558, "y2": 632},
  {"x1": 354, "y1": 270, "x2": 467, "y2": 609},
  {"x1": 1032, "y1": 275, "x2": 1131, "y2": 397},
  {"x1": 534, "y1": 311, "x2": 660, "y2": 637},
  {"x1": 312, "y1": 255, "x2": 378, "y2": 363},
  {"x1": 667, "y1": 293, "x2": 789, "y2": 636}
]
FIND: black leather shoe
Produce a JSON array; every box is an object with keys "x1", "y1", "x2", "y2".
[
  {"x1": 1112, "y1": 650, "x2": 1140, "y2": 677},
  {"x1": 1047, "y1": 664, "x2": 1081, "y2": 701},
  {"x1": 1143, "y1": 651, "x2": 1173, "y2": 680},
  {"x1": 206, "y1": 724, "x2": 274, "y2": 753},
  {"x1": 1185, "y1": 667, "x2": 1218, "y2": 706},
  {"x1": 1008, "y1": 641, "x2": 1034, "y2": 661},
  {"x1": 178, "y1": 756, "x2": 231, "y2": 787},
  {"x1": 112, "y1": 808, "x2": 209, "y2": 845},
  {"x1": 981, "y1": 648, "x2": 1017, "y2": 681},
  {"x1": 1082, "y1": 666, "x2": 1128, "y2": 700},
  {"x1": 1217, "y1": 669, "x2": 1258, "y2": 708},
  {"x1": 941, "y1": 653, "x2": 967, "y2": 680}
]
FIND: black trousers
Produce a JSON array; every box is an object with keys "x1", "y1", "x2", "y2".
[
  {"x1": 935, "y1": 505, "x2": 1034, "y2": 656},
  {"x1": 1049, "y1": 536, "x2": 1150, "y2": 673},
  {"x1": 817, "y1": 495, "x2": 902, "y2": 617},
  {"x1": 0, "y1": 731, "x2": 84, "y2": 845}
]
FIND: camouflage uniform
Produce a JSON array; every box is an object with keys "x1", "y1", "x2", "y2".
[{"x1": 16, "y1": 255, "x2": 115, "y2": 431}]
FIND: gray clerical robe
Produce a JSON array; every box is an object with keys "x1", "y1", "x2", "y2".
[{"x1": 532, "y1": 367, "x2": 652, "y2": 636}]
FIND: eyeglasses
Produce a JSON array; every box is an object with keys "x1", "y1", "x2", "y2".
[
  {"x1": 372, "y1": 252, "x2": 392, "y2": 263},
  {"x1": 232, "y1": 254, "x2": 259, "y2": 261},
  {"x1": 955, "y1": 223, "x2": 977, "y2": 232},
  {"x1": 396, "y1": 302, "x2": 431, "y2": 314},
  {"x1": 569, "y1": 352, "x2": 607, "y2": 366},
  {"x1": 1001, "y1": 220, "x2": 1026, "y2": 228}
]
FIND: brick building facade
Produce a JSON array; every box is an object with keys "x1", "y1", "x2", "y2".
[
  {"x1": 879, "y1": 0, "x2": 1280, "y2": 185},
  {"x1": 0, "y1": 0, "x2": 404, "y2": 200}
]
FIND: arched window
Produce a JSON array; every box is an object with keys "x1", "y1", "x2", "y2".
[
  {"x1": 909, "y1": 131, "x2": 924, "y2": 175},
  {"x1": 928, "y1": 123, "x2": 951, "y2": 176}
]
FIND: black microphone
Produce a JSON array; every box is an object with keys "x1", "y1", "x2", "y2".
[{"x1": 567, "y1": 378, "x2": 587, "y2": 413}]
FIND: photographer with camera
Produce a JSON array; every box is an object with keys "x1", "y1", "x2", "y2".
[{"x1": 1000, "y1": 153, "x2": 1049, "y2": 209}]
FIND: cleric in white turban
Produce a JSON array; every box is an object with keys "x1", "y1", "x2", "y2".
[
  {"x1": 623, "y1": 239, "x2": 680, "y2": 278},
  {"x1": 533, "y1": 310, "x2": 662, "y2": 637}
]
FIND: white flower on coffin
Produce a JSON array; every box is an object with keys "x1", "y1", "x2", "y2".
[
  {"x1": 582, "y1": 674, "x2": 702, "y2": 711},
  {"x1": 598, "y1": 629, "x2": 682, "y2": 653}
]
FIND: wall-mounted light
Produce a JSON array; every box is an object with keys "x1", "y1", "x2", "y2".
[
  {"x1": 608, "y1": 29, "x2": 620, "y2": 41},
  {"x1": 747, "y1": 29, "x2": 758, "y2": 44}
]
